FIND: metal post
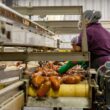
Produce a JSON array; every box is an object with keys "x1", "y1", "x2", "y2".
[
  {"x1": 29, "y1": 15, "x2": 32, "y2": 20},
  {"x1": 57, "y1": 39, "x2": 60, "y2": 49},
  {"x1": 81, "y1": 14, "x2": 88, "y2": 52}
]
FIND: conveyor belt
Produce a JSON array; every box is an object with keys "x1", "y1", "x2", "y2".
[
  {"x1": 27, "y1": 80, "x2": 90, "y2": 108},
  {"x1": 48, "y1": 83, "x2": 89, "y2": 97}
]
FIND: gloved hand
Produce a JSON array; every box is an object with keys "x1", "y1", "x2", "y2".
[{"x1": 58, "y1": 61, "x2": 87, "y2": 74}]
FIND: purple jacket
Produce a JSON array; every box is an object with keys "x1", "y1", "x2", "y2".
[{"x1": 77, "y1": 23, "x2": 110, "y2": 69}]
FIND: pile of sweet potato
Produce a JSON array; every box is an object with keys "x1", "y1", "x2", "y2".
[{"x1": 29, "y1": 62, "x2": 85, "y2": 98}]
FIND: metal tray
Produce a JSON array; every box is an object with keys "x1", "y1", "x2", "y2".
[{"x1": 0, "y1": 69, "x2": 23, "y2": 80}]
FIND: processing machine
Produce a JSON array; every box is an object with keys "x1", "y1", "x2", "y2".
[
  {"x1": 0, "y1": 3, "x2": 110, "y2": 110},
  {"x1": 0, "y1": 62, "x2": 110, "y2": 110}
]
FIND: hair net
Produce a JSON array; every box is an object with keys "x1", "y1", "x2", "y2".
[
  {"x1": 83, "y1": 10, "x2": 102, "y2": 23},
  {"x1": 71, "y1": 37, "x2": 78, "y2": 44}
]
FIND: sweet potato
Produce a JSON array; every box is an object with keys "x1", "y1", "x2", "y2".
[
  {"x1": 62, "y1": 75, "x2": 82, "y2": 84},
  {"x1": 50, "y1": 76, "x2": 60, "y2": 91},
  {"x1": 32, "y1": 75, "x2": 45, "y2": 88},
  {"x1": 74, "y1": 75, "x2": 81, "y2": 83},
  {"x1": 37, "y1": 81, "x2": 51, "y2": 97},
  {"x1": 62, "y1": 76, "x2": 76, "y2": 84}
]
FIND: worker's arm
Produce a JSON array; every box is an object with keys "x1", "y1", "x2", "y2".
[{"x1": 58, "y1": 61, "x2": 88, "y2": 75}]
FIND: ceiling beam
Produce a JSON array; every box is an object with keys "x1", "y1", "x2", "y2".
[
  {"x1": 35, "y1": 20, "x2": 110, "y2": 28},
  {"x1": 12, "y1": 6, "x2": 83, "y2": 15},
  {"x1": 35, "y1": 20, "x2": 78, "y2": 28},
  {"x1": 34, "y1": 20, "x2": 110, "y2": 34},
  {"x1": 50, "y1": 27, "x2": 80, "y2": 34},
  {"x1": 34, "y1": 20, "x2": 80, "y2": 34}
]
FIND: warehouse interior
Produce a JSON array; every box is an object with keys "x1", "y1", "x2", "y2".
[{"x1": 0, "y1": 0, "x2": 110, "y2": 110}]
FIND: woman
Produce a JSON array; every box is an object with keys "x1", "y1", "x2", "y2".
[
  {"x1": 72, "y1": 10, "x2": 110, "y2": 69},
  {"x1": 58, "y1": 10, "x2": 110, "y2": 74}
]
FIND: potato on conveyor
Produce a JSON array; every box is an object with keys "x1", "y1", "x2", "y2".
[
  {"x1": 50, "y1": 76, "x2": 61, "y2": 91},
  {"x1": 62, "y1": 75, "x2": 81, "y2": 84},
  {"x1": 37, "y1": 81, "x2": 51, "y2": 97},
  {"x1": 32, "y1": 75, "x2": 45, "y2": 88},
  {"x1": 74, "y1": 75, "x2": 82, "y2": 83},
  {"x1": 62, "y1": 76, "x2": 76, "y2": 84}
]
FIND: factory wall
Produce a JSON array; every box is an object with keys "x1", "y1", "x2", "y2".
[{"x1": 15, "y1": 0, "x2": 110, "y2": 20}]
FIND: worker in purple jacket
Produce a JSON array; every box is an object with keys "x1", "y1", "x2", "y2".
[{"x1": 71, "y1": 10, "x2": 110, "y2": 69}]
